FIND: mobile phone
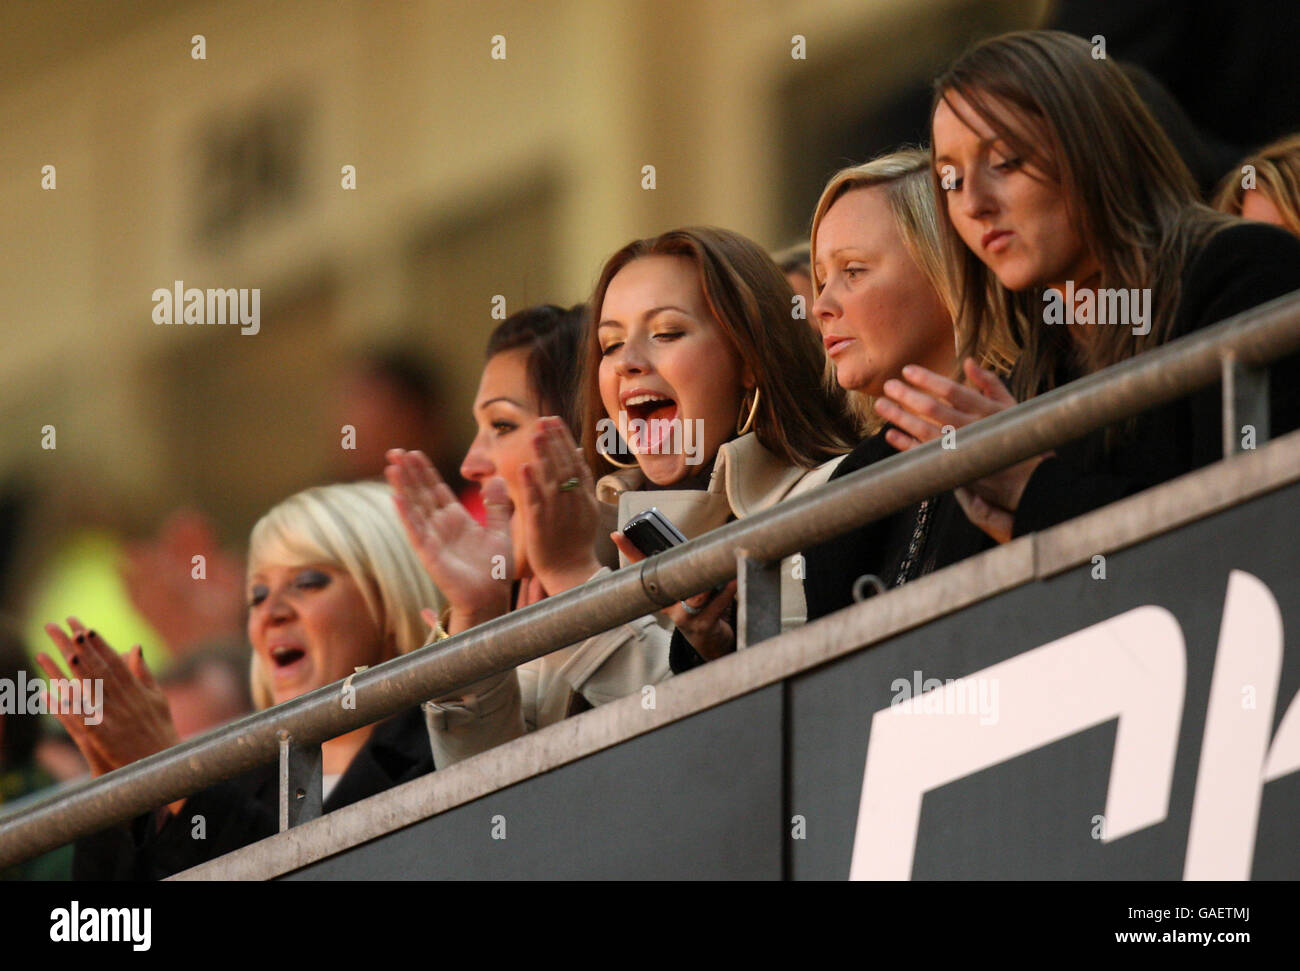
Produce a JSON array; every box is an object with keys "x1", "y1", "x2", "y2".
[{"x1": 621, "y1": 507, "x2": 688, "y2": 557}]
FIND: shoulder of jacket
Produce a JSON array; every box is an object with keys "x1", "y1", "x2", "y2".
[
  {"x1": 719, "y1": 433, "x2": 840, "y2": 517},
  {"x1": 1185, "y1": 221, "x2": 1300, "y2": 284},
  {"x1": 596, "y1": 467, "x2": 645, "y2": 504}
]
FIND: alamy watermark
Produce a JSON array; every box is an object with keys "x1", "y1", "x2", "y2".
[
  {"x1": 1, "y1": 673, "x2": 103, "y2": 725},
  {"x1": 890, "y1": 670, "x2": 999, "y2": 726},
  {"x1": 50, "y1": 901, "x2": 150, "y2": 951},
  {"x1": 151, "y1": 280, "x2": 260, "y2": 335},
  {"x1": 596, "y1": 413, "x2": 706, "y2": 465},
  {"x1": 1042, "y1": 281, "x2": 1151, "y2": 336}
]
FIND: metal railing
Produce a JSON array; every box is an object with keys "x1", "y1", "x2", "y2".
[{"x1": 1, "y1": 288, "x2": 1298, "y2": 871}]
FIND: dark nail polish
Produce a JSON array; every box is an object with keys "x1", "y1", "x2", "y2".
[
  {"x1": 70, "y1": 655, "x2": 80, "y2": 666},
  {"x1": 86, "y1": 630, "x2": 96, "y2": 639},
  {"x1": 75, "y1": 633, "x2": 85, "y2": 644}
]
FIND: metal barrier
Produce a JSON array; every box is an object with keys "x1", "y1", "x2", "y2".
[{"x1": 1, "y1": 287, "x2": 1298, "y2": 871}]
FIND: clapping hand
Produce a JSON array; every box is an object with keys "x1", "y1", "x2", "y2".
[
  {"x1": 36, "y1": 619, "x2": 179, "y2": 778},
  {"x1": 517, "y1": 418, "x2": 604, "y2": 595},
  {"x1": 873, "y1": 359, "x2": 1051, "y2": 544},
  {"x1": 386, "y1": 449, "x2": 513, "y2": 635}
]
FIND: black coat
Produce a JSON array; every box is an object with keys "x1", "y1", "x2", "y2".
[
  {"x1": 72, "y1": 706, "x2": 433, "y2": 880},
  {"x1": 1014, "y1": 223, "x2": 1300, "y2": 536},
  {"x1": 804, "y1": 222, "x2": 1300, "y2": 621},
  {"x1": 803, "y1": 434, "x2": 996, "y2": 623}
]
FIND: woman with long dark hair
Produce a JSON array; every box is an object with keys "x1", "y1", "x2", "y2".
[{"x1": 878, "y1": 30, "x2": 1300, "y2": 541}]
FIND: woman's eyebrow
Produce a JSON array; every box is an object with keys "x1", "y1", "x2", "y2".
[
  {"x1": 475, "y1": 395, "x2": 528, "y2": 411},
  {"x1": 599, "y1": 305, "x2": 691, "y2": 330},
  {"x1": 935, "y1": 135, "x2": 1001, "y2": 167},
  {"x1": 642, "y1": 305, "x2": 690, "y2": 321}
]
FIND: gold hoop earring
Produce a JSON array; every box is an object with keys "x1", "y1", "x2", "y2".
[
  {"x1": 736, "y1": 387, "x2": 761, "y2": 436},
  {"x1": 596, "y1": 440, "x2": 640, "y2": 470}
]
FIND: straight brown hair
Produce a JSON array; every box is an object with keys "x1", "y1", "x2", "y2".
[
  {"x1": 581, "y1": 227, "x2": 857, "y2": 476},
  {"x1": 931, "y1": 30, "x2": 1235, "y2": 400}
]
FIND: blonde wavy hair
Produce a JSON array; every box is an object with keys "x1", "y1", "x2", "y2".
[
  {"x1": 245, "y1": 481, "x2": 445, "y2": 710},
  {"x1": 809, "y1": 147, "x2": 1013, "y2": 433},
  {"x1": 1214, "y1": 133, "x2": 1300, "y2": 238}
]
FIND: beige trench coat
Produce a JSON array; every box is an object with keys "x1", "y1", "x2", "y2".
[{"x1": 423, "y1": 432, "x2": 845, "y2": 767}]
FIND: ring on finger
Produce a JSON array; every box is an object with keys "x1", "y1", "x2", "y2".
[
  {"x1": 679, "y1": 599, "x2": 703, "y2": 616},
  {"x1": 559, "y1": 476, "x2": 580, "y2": 492}
]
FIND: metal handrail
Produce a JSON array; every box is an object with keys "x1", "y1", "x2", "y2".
[{"x1": 1, "y1": 288, "x2": 1298, "y2": 871}]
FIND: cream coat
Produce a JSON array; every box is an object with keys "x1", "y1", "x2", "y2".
[{"x1": 423, "y1": 432, "x2": 845, "y2": 767}]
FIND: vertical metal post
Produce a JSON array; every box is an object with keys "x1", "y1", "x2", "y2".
[
  {"x1": 278, "y1": 730, "x2": 323, "y2": 832},
  {"x1": 735, "y1": 547, "x2": 782, "y2": 651},
  {"x1": 1221, "y1": 352, "x2": 1270, "y2": 457}
]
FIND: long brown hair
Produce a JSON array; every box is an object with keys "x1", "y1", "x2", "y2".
[
  {"x1": 581, "y1": 227, "x2": 857, "y2": 476},
  {"x1": 931, "y1": 30, "x2": 1235, "y2": 399}
]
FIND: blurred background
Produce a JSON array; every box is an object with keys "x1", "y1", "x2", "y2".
[{"x1": 0, "y1": 0, "x2": 1296, "y2": 810}]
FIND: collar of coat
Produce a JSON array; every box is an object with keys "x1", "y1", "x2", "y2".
[{"x1": 596, "y1": 432, "x2": 836, "y2": 537}]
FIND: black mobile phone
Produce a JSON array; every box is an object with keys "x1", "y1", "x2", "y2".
[{"x1": 621, "y1": 507, "x2": 688, "y2": 557}]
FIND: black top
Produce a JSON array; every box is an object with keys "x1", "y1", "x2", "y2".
[
  {"x1": 803, "y1": 433, "x2": 996, "y2": 623},
  {"x1": 72, "y1": 706, "x2": 434, "y2": 880},
  {"x1": 804, "y1": 222, "x2": 1300, "y2": 621},
  {"x1": 1014, "y1": 222, "x2": 1300, "y2": 537}
]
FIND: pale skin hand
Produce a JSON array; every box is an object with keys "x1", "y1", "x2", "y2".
[
  {"x1": 121, "y1": 509, "x2": 245, "y2": 658},
  {"x1": 385, "y1": 448, "x2": 513, "y2": 636},
  {"x1": 873, "y1": 359, "x2": 1052, "y2": 545},
  {"x1": 37, "y1": 618, "x2": 188, "y2": 818},
  {"x1": 518, "y1": 417, "x2": 604, "y2": 595},
  {"x1": 610, "y1": 532, "x2": 738, "y2": 662}
]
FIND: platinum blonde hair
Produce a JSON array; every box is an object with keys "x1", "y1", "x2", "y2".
[{"x1": 246, "y1": 481, "x2": 444, "y2": 710}]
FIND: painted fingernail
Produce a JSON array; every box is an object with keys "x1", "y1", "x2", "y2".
[
  {"x1": 74, "y1": 633, "x2": 85, "y2": 644},
  {"x1": 86, "y1": 629, "x2": 96, "y2": 639},
  {"x1": 70, "y1": 655, "x2": 80, "y2": 666}
]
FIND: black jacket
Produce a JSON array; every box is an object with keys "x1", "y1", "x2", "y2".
[
  {"x1": 72, "y1": 706, "x2": 433, "y2": 880},
  {"x1": 803, "y1": 433, "x2": 995, "y2": 623},
  {"x1": 1014, "y1": 223, "x2": 1300, "y2": 536},
  {"x1": 804, "y1": 222, "x2": 1300, "y2": 621}
]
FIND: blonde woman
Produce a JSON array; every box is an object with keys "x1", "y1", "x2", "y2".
[
  {"x1": 42, "y1": 481, "x2": 446, "y2": 880},
  {"x1": 803, "y1": 149, "x2": 1008, "y2": 620},
  {"x1": 1214, "y1": 133, "x2": 1300, "y2": 237}
]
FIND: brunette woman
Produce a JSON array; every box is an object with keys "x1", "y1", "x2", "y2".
[
  {"x1": 880, "y1": 30, "x2": 1300, "y2": 542},
  {"x1": 395, "y1": 233, "x2": 857, "y2": 764}
]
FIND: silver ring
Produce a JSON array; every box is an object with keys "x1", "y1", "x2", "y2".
[
  {"x1": 679, "y1": 599, "x2": 703, "y2": 616},
  {"x1": 558, "y1": 476, "x2": 580, "y2": 491}
]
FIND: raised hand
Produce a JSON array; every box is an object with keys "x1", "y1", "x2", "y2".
[
  {"x1": 518, "y1": 417, "x2": 603, "y2": 595},
  {"x1": 36, "y1": 618, "x2": 180, "y2": 777},
  {"x1": 610, "y1": 532, "x2": 738, "y2": 662},
  {"x1": 385, "y1": 448, "x2": 513, "y2": 633},
  {"x1": 872, "y1": 359, "x2": 1051, "y2": 543},
  {"x1": 121, "y1": 509, "x2": 245, "y2": 658}
]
